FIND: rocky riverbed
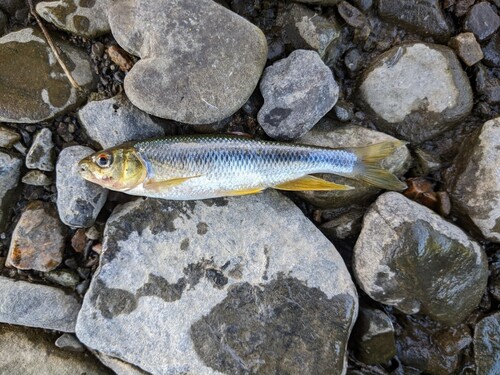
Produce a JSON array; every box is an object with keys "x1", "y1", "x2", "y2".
[{"x1": 0, "y1": 0, "x2": 499, "y2": 374}]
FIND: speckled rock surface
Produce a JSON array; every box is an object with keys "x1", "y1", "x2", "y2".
[
  {"x1": 56, "y1": 146, "x2": 108, "y2": 228},
  {"x1": 474, "y1": 312, "x2": 500, "y2": 375},
  {"x1": 0, "y1": 150, "x2": 21, "y2": 230},
  {"x1": 76, "y1": 191, "x2": 358, "y2": 375},
  {"x1": 78, "y1": 92, "x2": 165, "y2": 149},
  {"x1": 294, "y1": 120, "x2": 411, "y2": 209},
  {"x1": 353, "y1": 192, "x2": 488, "y2": 326},
  {"x1": 445, "y1": 117, "x2": 500, "y2": 243},
  {"x1": 258, "y1": 50, "x2": 338, "y2": 140},
  {"x1": 0, "y1": 276, "x2": 81, "y2": 332},
  {"x1": 448, "y1": 32, "x2": 483, "y2": 67},
  {"x1": 108, "y1": 0, "x2": 267, "y2": 124},
  {"x1": 464, "y1": 2, "x2": 500, "y2": 41},
  {"x1": 358, "y1": 43, "x2": 473, "y2": 142},
  {"x1": 6, "y1": 201, "x2": 65, "y2": 272},
  {"x1": 36, "y1": 0, "x2": 110, "y2": 38},
  {"x1": 25, "y1": 127, "x2": 55, "y2": 171},
  {"x1": 0, "y1": 27, "x2": 96, "y2": 123}
]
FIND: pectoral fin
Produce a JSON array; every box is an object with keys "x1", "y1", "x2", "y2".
[
  {"x1": 143, "y1": 176, "x2": 200, "y2": 192},
  {"x1": 274, "y1": 175, "x2": 354, "y2": 191}
]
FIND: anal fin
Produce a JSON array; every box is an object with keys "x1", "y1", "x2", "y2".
[
  {"x1": 144, "y1": 176, "x2": 200, "y2": 192},
  {"x1": 224, "y1": 187, "x2": 264, "y2": 196},
  {"x1": 274, "y1": 175, "x2": 354, "y2": 191}
]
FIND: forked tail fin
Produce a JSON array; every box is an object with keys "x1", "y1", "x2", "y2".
[{"x1": 349, "y1": 141, "x2": 408, "y2": 191}]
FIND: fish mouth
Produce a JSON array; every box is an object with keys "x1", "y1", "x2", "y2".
[{"x1": 78, "y1": 159, "x2": 95, "y2": 182}]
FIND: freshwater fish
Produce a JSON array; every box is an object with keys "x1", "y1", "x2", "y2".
[{"x1": 78, "y1": 135, "x2": 407, "y2": 200}]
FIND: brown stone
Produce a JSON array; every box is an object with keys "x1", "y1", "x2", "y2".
[
  {"x1": 71, "y1": 228, "x2": 87, "y2": 253},
  {"x1": 449, "y1": 32, "x2": 483, "y2": 66},
  {"x1": 6, "y1": 201, "x2": 65, "y2": 272},
  {"x1": 106, "y1": 45, "x2": 134, "y2": 72}
]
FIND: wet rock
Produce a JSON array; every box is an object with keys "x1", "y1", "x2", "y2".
[
  {"x1": 358, "y1": 43, "x2": 473, "y2": 142},
  {"x1": 108, "y1": 0, "x2": 267, "y2": 124},
  {"x1": 6, "y1": 201, "x2": 64, "y2": 272},
  {"x1": 22, "y1": 170, "x2": 52, "y2": 186},
  {"x1": 0, "y1": 28, "x2": 96, "y2": 123},
  {"x1": 277, "y1": 3, "x2": 341, "y2": 59},
  {"x1": 46, "y1": 269, "x2": 80, "y2": 288},
  {"x1": 0, "y1": 151, "x2": 22, "y2": 230},
  {"x1": 294, "y1": 121, "x2": 411, "y2": 209},
  {"x1": 36, "y1": 0, "x2": 110, "y2": 38},
  {"x1": 448, "y1": 32, "x2": 483, "y2": 67},
  {"x1": 56, "y1": 146, "x2": 108, "y2": 228},
  {"x1": 378, "y1": 0, "x2": 451, "y2": 41},
  {"x1": 475, "y1": 64, "x2": 500, "y2": 104},
  {"x1": 55, "y1": 333, "x2": 86, "y2": 352},
  {"x1": 395, "y1": 315, "x2": 472, "y2": 374},
  {"x1": 474, "y1": 312, "x2": 500, "y2": 375},
  {"x1": 0, "y1": 325, "x2": 111, "y2": 374},
  {"x1": 25, "y1": 128, "x2": 55, "y2": 172},
  {"x1": 353, "y1": 192, "x2": 488, "y2": 325},
  {"x1": 0, "y1": 276, "x2": 80, "y2": 332},
  {"x1": 0, "y1": 126, "x2": 19, "y2": 148},
  {"x1": 78, "y1": 92, "x2": 165, "y2": 149},
  {"x1": 76, "y1": 191, "x2": 358, "y2": 375},
  {"x1": 445, "y1": 117, "x2": 500, "y2": 242},
  {"x1": 258, "y1": 50, "x2": 338, "y2": 140},
  {"x1": 483, "y1": 33, "x2": 500, "y2": 67},
  {"x1": 352, "y1": 307, "x2": 396, "y2": 365},
  {"x1": 464, "y1": 2, "x2": 500, "y2": 41}
]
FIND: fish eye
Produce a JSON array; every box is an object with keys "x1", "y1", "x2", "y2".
[{"x1": 95, "y1": 153, "x2": 113, "y2": 168}]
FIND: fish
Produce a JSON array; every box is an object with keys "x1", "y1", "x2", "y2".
[{"x1": 78, "y1": 134, "x2": 407, "y2": 200}]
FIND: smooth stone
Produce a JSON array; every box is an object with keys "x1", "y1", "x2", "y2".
[
  {"x1": 483, "y1": 33, "x2": 500, "y2": 67},
  {"x1": 445, "y1": 117, "x2": 500, "y2": 242},
  {"x1": 464, "y1": 2, "x2": 500, "y2": 41},
  {"x1": 474, "y1": 312, "x2": 500, "y2": 375},
  {"x1": 56, "y1": 146, "x2": 108, "y2": 228},
  {"x1": 378, "y1": 0, "x2": 451, "y2": 41},
  {"x1": 258, "y1": 50, "x2": 338, "y2": 140},
  {"x1": 358, "y1": 43, "x2": 473, "y2": 142},
  {"x1": 0, "y1": 325, "x2": 111, "y2": 374},
  {"x1": 338, "y1": 1, "x2": 369, "y2": 30},
  {"x1": 448, "y1": 32, "x2": 483, "y2": 67},
  {"x1": 0, "y1": 27, "x2": 96, "y2": 123},
  {"x1": 22, "y1": 170, "x2": 52, "y2": 186},
  {"x1": 25, "y1": 127, "x2": 55, "y2": 171},
  {"x1": 294, "y1": 121, "x2": 411, "y2": 209},
  {"x1": 0, "y1": 276, "x2": 80, "y2": 332},
  {"x1": 55, "y1": 333, "x2": 86, "y2": 352},
  {"x1": 77, "y1": 92, "x2": 165, "y2": 149},
  {"x1": 352, "y1": 308, "x2": 396, "y2": 365},
  {"x1": 46, "y1": 269, "x2": 80, "y2": 288},
  {"x1": 0, "y1": 151, "x2": 21, "y2": 230},
  {"x1": 36, "y1": 0, "x2": 110, "y2": 38},
  {"x1": 0, "y1": 125, "x2": 20, "y2": 148},
  {"x1": 353, "y1": 192, "x2": 488, "y2": 325},
  {"x1": 277, "y1": 3, "x2": 341, "y2": 59},
  {"x1": 76, "y1": 191, "x2": 358, "y2": 375},
  {"x1": 6, "y1": 201, "x2": 64, "y2": 272},
  {"x1": 108, "y1": 0, "x2": 267, "y2": 124}
]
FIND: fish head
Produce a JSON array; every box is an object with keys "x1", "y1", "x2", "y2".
[{"x1": 78, "y1": 146, "x2": 147, "y2": 191}]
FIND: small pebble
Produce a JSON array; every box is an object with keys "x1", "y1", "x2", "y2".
[
  {"x1": 449, "y1": 32, "x2": 483, "y2": 66},
  {"x1": 21, "y1": 170, "x2": 52, "y2": 186},
  {"x1": 45, "y1": 269, "x2": 80, "y2": 288},
  {"x1": 55, "y1": 333, "x2": 86, "y2": 352},
  {"x1": 71, "y1": 229, "x2": 88, "y2": 253},
  {"x1": 106, "y1": 45, "x2": 134, "y2": 71},
  {"x1": 0, "y1": 126, "x2": 20, "y2": 149},
  {"x1": 26, "y1": 128, "x2": 55, "y2": 171}
]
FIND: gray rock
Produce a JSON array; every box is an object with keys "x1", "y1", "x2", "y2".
[
  {"x1": 320, "y1": 207, "x2": 364, "y2": 240},
  {"x1": 0, "y1": 324, "x2": 111, "y2": 375},
  {"x1": 338, "y1": 1, "x2": 369, "y2": 31},
  {"x1": 0, "y1": 151, "x2": 21, "y2": 230},
  {"x1": 378, "y1": 0, "x2": 451, "y2": 41},
  {"x1": 22, "y1": 170, "x2": 52, "y2": 186},
  {"x1": 475, "y1": 63, "x2": 500, "y2": 104},
  {"x1": 56, "y1": 146, "x2": 108, "y2": 228},
  {"x1": 294, "y1": 121, "x2": 411, "y2": 209},
  {"x1": 108, "y1": 0, "x2": 267, "y2": 124},
  {"x1": 6, "y1": 201, "x2": 65, "y2": 272},
  {"x1": 474, "y1": 312, "x2": 500, "y2": 375},
  {"x1": 352, "y1": 308, "x2": 396, "y2": 365},
  {"x1": 448, "y1": 32, "x2": 483, "y2": 67},
  {"x1": 0, "y1": 276, "x2": 81, "y2": 332},
  {"x1": 46, "y1": 269, "x2": 80, "y2": 288},
  {"x1": 93, "y1": 352, "x2": 150, "y2": 375},
  {"x1": 294, "y1": 0, "x2": 342, "y2": 5},
  {"x1": 277, "y1": 3, "x2": 341, "y2": 59},
  {"x1": 358, "y1": 43, "x2": 473, "y2": 142},
  {"x1": 36, "y1": 0, "x2": 110, "y2": 38},
  {"x1": 483, "y1": 33, "x2": 500, "y2": 67},
  {"x1": 26, "y1": 127, "x2": 55, "y2": 171},
  {"x1": 445, "y1": 117, "x2": 500, "y2": 242},
  {"x1": 55, "y1": 333, "x2": 86, "y2": 352},
  {"x1": 353, "y1": 192, "x2": 488, "y2": 325},
  {"x1": 0, "y1": 28, "x2": 96, "y2": 123},
  {"x1": 76, "y1": 191, "x2": 358, "y2": 375},
  {"x1": 78, "y1": 92, "x2": 165, "y2": 149},
  {"x1": 0, "y1": 125, "x2": 20, "y2": 148},
  {"x1": 258, "y1": 50, "x2": 339, "y2": 140},
  {"x1": 464, "y1": 2, "x2": 500, "y2": 41}
]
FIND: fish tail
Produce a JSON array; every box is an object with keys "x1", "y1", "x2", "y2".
[{"x1": 350, "y1": 141, "x2": 408, "y2": 191}]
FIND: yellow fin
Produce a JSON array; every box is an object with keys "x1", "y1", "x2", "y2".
[
  {"x1": 354, "y1": 165, "x2": 408, "y2": 191},
  {"x1": 274, "y1": 175, "x2": 354, "y2": 191},
  {"x1": 224, "y1": 187, "x2": 264, "y2": 196},
  {"x1": 144, "y1": 176, "x2": 199, "y2": 192},
  {"x1": 350, "y1": 140, "x2": 406, "y2": 164}
]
